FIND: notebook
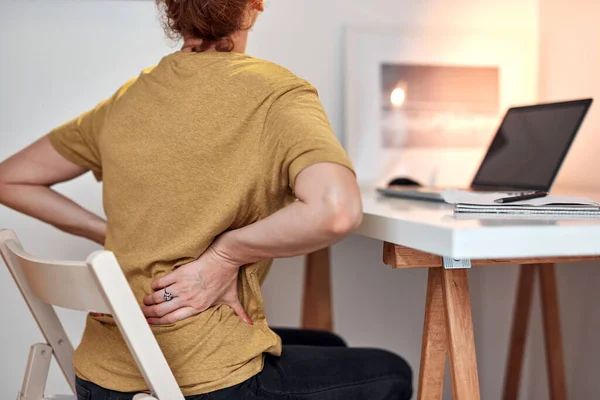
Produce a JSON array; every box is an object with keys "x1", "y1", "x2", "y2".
[{"x1": 442, "y1": 190, "x2": 600, "y2": 216}]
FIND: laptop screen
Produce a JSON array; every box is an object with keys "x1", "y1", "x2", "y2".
[{"x1": 471, "y1": 99, "x2": 593, "y2": 191}]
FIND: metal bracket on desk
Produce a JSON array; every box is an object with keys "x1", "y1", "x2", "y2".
[{"x1": 443, "y1": 257, "x2": 472, "y2": 269}]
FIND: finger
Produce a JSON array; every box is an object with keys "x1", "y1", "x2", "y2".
[
  {"x1": 147, "y1": 306, "x2": 198, "y2": 325},
  {"x1": 142, "y1": 297, "x2": 184, "y2": 318},
  {"x1": 144, "y1": 284, "x2": 179, "y2": 306},
  {"x1": 151, "y1": 272, "x2": 179, "y2": 291},
  {"x1": 228, "y1": 300, "x2": 253, "y2": 325}
]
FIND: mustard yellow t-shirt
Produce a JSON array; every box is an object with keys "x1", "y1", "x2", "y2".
[{"x1": 48, "y1": 51, "x2": 353, "y2": 396}]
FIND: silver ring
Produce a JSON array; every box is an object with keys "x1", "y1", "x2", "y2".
[{"x1": 163, "y1": 289, "x2": 173, "y2": 302}]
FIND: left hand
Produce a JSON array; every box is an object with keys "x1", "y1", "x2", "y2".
[{"x1": 141, "y1": 245, "x2": 252, "y2": 325}]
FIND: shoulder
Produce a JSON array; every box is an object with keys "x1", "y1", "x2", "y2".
[
  {"x1": 121, "y1": 66, "x2": 156, "y2": 91},
  {"x1": 234, "y1": 56, "x2": 315, "y2": 94},
  {"x1": 108, "y1": 66, "x2": 157, "y2": 104}
]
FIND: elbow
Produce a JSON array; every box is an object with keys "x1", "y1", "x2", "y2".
[
  {"x1": 0, "y1": 166, "x2": 7, "y2": 186},
  {"x1": 0, "y1": 183, "x2": 6, "y2": 204},
  {"x1": 0, "y1": 167, "x2": 9, "y2": 203},
  {"x1": 0, "y1": 159, "x2": 13, "y2": 186},
  {"x1": 322, "y1": 197, "x2": 363, "y2": 237}
]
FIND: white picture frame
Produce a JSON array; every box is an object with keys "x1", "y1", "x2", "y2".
[{"x1": 344, "y1": 27, "x2": 538, "y2": 186}]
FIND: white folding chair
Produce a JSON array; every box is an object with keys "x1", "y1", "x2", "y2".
[{"x1": 0, "y1": 229, "x2": 185, "y2": 400}]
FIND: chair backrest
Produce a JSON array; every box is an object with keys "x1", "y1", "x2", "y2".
[{"x1": 0, "y1": 230, "x2": 184, "y2": 400}]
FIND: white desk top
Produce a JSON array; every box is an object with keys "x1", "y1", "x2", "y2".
[{"x1": 355, "y1": 187, "x2": 600, "y2": 260}]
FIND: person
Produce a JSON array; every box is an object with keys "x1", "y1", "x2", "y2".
[{"x1": 0, "y1": 0, "x2": 413, "y2": 399}]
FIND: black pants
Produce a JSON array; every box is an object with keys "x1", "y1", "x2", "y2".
[{"x1": 75, "y1": 328, "x2": 412, "y2": 400}]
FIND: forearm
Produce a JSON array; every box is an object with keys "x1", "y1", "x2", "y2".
[
  {"x1": 0, "y1": 183, "x2": 106, "y2": 245},
  {"x1": 215, "y1": 197, "x2": 362, "y2": 266}
]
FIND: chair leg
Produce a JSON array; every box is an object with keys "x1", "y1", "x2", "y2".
[
  {"x1": 20, "y1": 343, "x2": 52, "y2": 400},
  {"x1": 538, "y1": 263, "x2": 567, "y2": 400},
  {"x1": 418, "y1": 268, "x2": 447, "y2": 400},
  {"x1": 502, "y1": 265, "x2": 536, "y2": 400},
  {"x1": 442, "y1": 268, "x2": 481, "y2": 400},
  {"x1": 301, "y1": 247, "x2": 333, "y2": 331}
]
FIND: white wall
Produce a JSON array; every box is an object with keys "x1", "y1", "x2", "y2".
[
  {"x1": 540, "y1": 0, "x2": 600, "y2": 191},
  {"x1": 0, "y1": 0, "x2": 540, "y2": 399}
]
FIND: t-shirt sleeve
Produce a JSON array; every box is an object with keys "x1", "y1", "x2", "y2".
[
  {"x1": 262, "y1": 83, "x2": 354, "y2": 191},
  {"x1": 48, "y1": 103, "x2": 108, "y2": 181},
  {"x1": 48, "y1": 77, "x2": 139, "y2": 181}
]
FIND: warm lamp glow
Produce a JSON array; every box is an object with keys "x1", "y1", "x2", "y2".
[{"x1": 391, "y1": 87, "x2": 406, "y2": 107}]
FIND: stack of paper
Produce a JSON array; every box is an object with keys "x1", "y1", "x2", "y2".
[{"x1": 441, "y1": 190, "x2": 600, "y2": 216}]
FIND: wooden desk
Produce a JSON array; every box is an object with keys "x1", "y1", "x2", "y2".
[{"x1": 302, "y1": 187, "x2": 600, "y2": 400}]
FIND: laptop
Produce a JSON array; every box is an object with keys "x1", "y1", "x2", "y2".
[{"x1": 378, "y1": 98, "x2": 594, "y2": 202}]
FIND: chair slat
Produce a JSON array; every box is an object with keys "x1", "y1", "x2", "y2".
[{"x1": 17, "y1": 254, "x2": 110, "y2": 313}]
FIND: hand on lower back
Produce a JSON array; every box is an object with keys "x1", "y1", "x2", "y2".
[{"x1": 141, "y1": 245, "x2": 251, "y2": 325}]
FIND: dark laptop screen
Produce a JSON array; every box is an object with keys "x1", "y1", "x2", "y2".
[{"x1": 472, "y1": 99, "x2": 592, "y2": 191}]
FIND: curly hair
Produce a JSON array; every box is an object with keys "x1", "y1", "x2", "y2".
[{"x1": 156, "y1": 0, "x2": 261, "y2": 52}]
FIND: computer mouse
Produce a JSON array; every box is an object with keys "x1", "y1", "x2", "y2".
[{"x1": 388, "y1": 177, "x2": 422, "y2": 187}]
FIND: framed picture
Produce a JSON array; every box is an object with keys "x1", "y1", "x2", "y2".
[{"x1": 345, "y1": 27, "x2": 538, "y2": 185}]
